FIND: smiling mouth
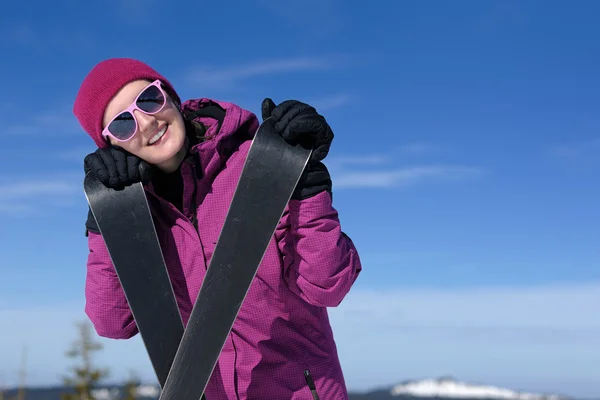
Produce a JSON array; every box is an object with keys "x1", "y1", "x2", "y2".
[{"x1": 148, "y1": 125, "x2": 168, "y2": 145}]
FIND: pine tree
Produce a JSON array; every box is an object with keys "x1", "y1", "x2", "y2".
[
  {"x1": 61, "y1": 321, "x2": 109, "y2": 400},
  {"x1": 121, "y1": 370, "x2": 139, "y2": 400},
  {"x1": 0, "y1": 346, "x2": 28, "y2": 400}
]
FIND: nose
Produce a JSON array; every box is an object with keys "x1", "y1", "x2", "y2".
[{"x1": 134, "y1": 109, "x2": 158, "y2": 136}]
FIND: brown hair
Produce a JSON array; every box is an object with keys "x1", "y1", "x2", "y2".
[
  {"x1": 162, "y1": 85, "x2": 208, "y2": 146},
  {"x1": 183, "y1": 115, "x2": 208, "y2": 145}
]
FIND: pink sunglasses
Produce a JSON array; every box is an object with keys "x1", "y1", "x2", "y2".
[{"x1": 102, "y1": 79, "x2": 168, "y2": 142}]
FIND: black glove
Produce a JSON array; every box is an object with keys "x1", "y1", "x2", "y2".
[
  {"x1": 83, "y1": 146, "x2": 152, "y2": 235},
  {"x1": 84, "y1": 146, "x2": 152, "y2": 189},
  {"x1": 261, "y1": 98, "x2": 334, "y2": 200},
  {"x1": 261, "y1": 98, "x2": 333, "y2": 164}
]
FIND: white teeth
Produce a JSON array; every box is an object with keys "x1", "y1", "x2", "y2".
[{"x1": 149, "y1": 126, "x2": 167, "y2": 145}]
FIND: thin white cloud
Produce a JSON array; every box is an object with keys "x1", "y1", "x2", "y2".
[
  {"x1": 549, "y1": 138, "x2": 600, "y2": 158},
  {"x1": 333, "y1": 283, "x2": 600, "y2": 331},
  {"x1": 1, "y1": 23, "x2": 92, "y2": 53},
  {"x1": 328, "y1": 143, "x2": 448, "y2": 167},
  {"x1": 185, "y1": 56, "x2": 337, "y2": 88},
  {"x1": 328, "y1": 154, "x2": 390, "y2": 167},
  {"x1": 327, "y1": 144, "x2": 483, "y2": 189},
  {"x1": 310, "y1": 93, "x2": 353, "y2": 112},
  {"x1": 0, "y1": 181, "x2": 80, "y2": 205},
  {"x1": 397, "y1": 142, "x2": 450, "y2": 156},
  {"x1": 4, "y1": 108, "x2": 80, "y2": 136},
  {"x1": 333, "y1": 165, "x2": 484, "y2": 189},
  {"x1": 0, "y1": 203, "x2": 36, "y2": 214},
  {"x1": 0, "y1": 181, "x2": 75, "y2": 199},
  {"x1": 56, "y1": 147, "x2": 96, "y2": 162},
  {"x1": 0, "y1": 178, "x2": 81, "y2": 216}
]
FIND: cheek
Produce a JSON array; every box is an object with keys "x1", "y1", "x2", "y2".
[
  {"x1": 109, "y1": 135, "x2": 144, "y2": 155},
  {"x1": 162, "y1": 107, "x2": 182, "y2": 124},
  {"x1": 162, "y1": 110, "x2": 186, "y2": 136}
]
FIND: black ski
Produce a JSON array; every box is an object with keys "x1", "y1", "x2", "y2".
[
  {"x1": 158, "y1": 118, "x2": 312, "y2": 400},
  {"x1": 83, "y1": 176, "x2": 184, "y2": 388}
]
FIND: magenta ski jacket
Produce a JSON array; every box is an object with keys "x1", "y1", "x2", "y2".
[{"x1": 84, "y1": 98, "x2": 362, "y2": 399}]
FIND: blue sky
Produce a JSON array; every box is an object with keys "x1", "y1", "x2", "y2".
[{"x1": 1, "y1": 0, "x2": 600, "y2": 397}]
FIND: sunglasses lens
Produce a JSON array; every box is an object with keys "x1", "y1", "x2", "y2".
[
  {"x1": 137, "y1": 85, "x2": 165, "y2": 113},
  {"x1": 107, "y1": 111, "x2": 136, "y2": 140}
]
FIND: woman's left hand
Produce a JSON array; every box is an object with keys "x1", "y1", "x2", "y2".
[{"x1": 260, "y1": 98, "x2": 334, "y2": 164}]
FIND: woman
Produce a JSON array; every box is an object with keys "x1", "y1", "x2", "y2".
[{"x1": 73, "y1": 57, "x2": 362, "y2": 399}]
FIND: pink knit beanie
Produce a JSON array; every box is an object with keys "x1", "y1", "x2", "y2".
[{"x1": 73, "y1": 58, "x2": 181, "y2": 148}]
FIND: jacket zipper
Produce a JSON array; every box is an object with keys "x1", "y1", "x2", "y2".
[{"x1": 304, "y1": 369, "x2": 320, "y2": 400}]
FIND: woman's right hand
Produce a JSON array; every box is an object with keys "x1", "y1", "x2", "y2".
[{"x1": 84, "y1": 146, "x2": 152, "y2": 189}]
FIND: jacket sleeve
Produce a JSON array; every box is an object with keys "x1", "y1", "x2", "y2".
[
  {"x1": 84, "y1": 231, "x2": 139, "y2": 339},
  {"x1": 275, "y1": 190, "x2": 362, "y2": 307}
]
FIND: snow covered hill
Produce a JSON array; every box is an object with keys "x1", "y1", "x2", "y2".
[
  {"x1": 0, "y1": 377, "x2": 577, "y2": 400},
  {"x1": 389, "y1": 377, "x2": 566, "y2": 400}
]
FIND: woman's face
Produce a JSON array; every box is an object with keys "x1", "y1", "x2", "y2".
[{"x1": 102, "y1": 79, "x2": 186, "y2": 172}]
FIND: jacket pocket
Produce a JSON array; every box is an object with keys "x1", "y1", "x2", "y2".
[{"x1": 304, "y1": 369, "x2": 320, "y2": 400}]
